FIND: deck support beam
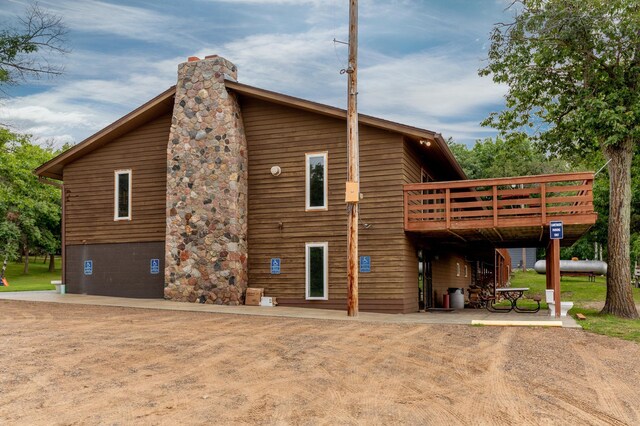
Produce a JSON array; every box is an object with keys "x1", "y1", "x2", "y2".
[{"x1": 547, "y1": 238, "x2": 561, "y2": 317}]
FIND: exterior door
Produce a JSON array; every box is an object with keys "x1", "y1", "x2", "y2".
[{"x1": 418, "y1": 250, "x2": 433, "y2": 310}]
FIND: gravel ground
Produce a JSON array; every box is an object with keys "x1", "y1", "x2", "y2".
[{"x1": 1, "y1": 300, "x2": 639, "y2": 425}]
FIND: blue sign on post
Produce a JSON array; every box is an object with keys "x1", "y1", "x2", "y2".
[
  {"x1": 271, "y1": 258, "x2": 281, "y2": 274},
  {"x1": 84, "y1": 260, "x2": 93, "y2": 276},
  {"x1": 360, "y1": 256, "x2": 371, "y2": 273},
  {"x1": 150, "y1": 259, "x2": 160, "y2": 274},
  {"x1": 550, "y1": 221, "x2": 564, "y2": 239}
]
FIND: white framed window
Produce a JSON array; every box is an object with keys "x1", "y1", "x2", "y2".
[
  {"x1": 305, "y1": 152, "x2": 328, "y2": 211},
  {"x1": 114, "y1": 169, "x2": 132, "y2": 221},
  {"x1": 456, "y1": 262, "x2": 461, "y2": 277},
  {"x1": 305, "y1": 242, "x2": 328, "y2": 300},
  {"x1": 464, "y1": 265, "x2": 468, "y2": 278}
]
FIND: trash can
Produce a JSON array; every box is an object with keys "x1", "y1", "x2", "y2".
[{"x1": 448, "y1": 287, "x2": 464, "y2": 309}]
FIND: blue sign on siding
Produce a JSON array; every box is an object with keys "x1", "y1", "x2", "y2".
[
  {"x1": 271, "y1": 258, "x2": 281, "y2": 274},
  {"x1": 84, "y1": 260, "x2": 93, "y2": 276},
  {"x1": 150, "y1": 259, "x2": 160, "y2": 274},
  {"x1": 550, "y1": 221, "x2": 564, "y2": 240},
  {"x1": 360, "y1": 256, "x2": 371, "y2": 273}
]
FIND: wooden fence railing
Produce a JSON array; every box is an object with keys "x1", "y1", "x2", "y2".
[{"x1": 404, "y1": 172, "x2": 595, "y2": 232}]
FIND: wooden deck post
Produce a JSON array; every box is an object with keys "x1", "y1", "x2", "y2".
[
  {"x1": 445, "y1": 188, "x2": 451, "y2": 229},
  {"x1": 552, "y1": 238, "x2": 561, "y2": 318},
  {"x1": 540, "y1": 183, "x2": 546, "y2": 224},
  {"x1": 492, "y1": 185, "x2": 498, "y2": 227}
]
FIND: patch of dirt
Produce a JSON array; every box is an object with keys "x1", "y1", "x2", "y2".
[{"x1": 1, "y1": 300, "x2": 639, "y2": 425}]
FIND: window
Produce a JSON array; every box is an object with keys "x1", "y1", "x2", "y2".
[
  {"x1": 305, "y1": 153, "x2": 327, "y2": 210},
  {"x1": 464, "y1": 265, "x2": 468, "y2": 278},
  {"x1": 114, "y1": 170, "x2": 132, "y2": 220},
  {"x1": 456, "y1": 262, "x2": 461, "y2": 277},
  {"x1": 306, "y1": 242, "x2": 328, "y2": 300}
]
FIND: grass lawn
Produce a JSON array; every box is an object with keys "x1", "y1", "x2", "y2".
[
  {"x1": 0, "y1": 256, "x2": 60, "y2": 292},
  {"x1": 511, "y1": 270, "x2": 640, "y2": 343}
]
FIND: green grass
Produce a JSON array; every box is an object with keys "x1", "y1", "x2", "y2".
[
  {"x1": 0, "y1": 256, "x2": 60, "y2": 292},
  {"x1": 511, "y1": 270, "x2": 640, "y2": 343}
]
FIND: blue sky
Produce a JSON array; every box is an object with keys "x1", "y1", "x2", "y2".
[{"x1": 0, "y1": 0, "x2": 512, "y2": 148}]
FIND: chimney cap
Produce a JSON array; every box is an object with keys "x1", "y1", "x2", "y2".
[
  {"x1": 205, "y1": 54, "x2": 219, "y2": 59},
  {"x1": 187, "y1": 56, "x2": 200, "y2": 62}
]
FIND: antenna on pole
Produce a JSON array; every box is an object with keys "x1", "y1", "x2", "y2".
[{"x1": 346, "y1": 0, "x2": 359, "y2": 317}]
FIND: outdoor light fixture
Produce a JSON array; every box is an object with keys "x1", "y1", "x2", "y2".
[
  {"x1": 419, "y1": 139, "x2": 432, "y2": 147},
  {"x1": 270, "y1": 166, "x2": 282, "y2": 176}
]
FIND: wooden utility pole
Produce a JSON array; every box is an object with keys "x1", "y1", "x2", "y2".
[{"x1": 346, "y1": 0, "x2": 359, "y2": 316}]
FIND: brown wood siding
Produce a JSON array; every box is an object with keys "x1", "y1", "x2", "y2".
[
  {"x1": 242, "y1": 97, "x2": 411, "y2": 313},
  {"x1": 63, "y1": 113, "x2": 170, "y2": 245},
  {"x1": 431, "y1": 252, "x2": 472, "y2": 304},
  {"x1": 401, "y1": 139, "x2": 423, "y2": 311}
]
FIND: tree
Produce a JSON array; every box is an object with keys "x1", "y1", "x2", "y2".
[
  {"x1": 481, "y1": 0, "x2": 640, "y2": 318},
  {"x1": 0, "y1": 128, "x2": 60, "y2": 273},
  {"x1": 448, "y1": 135, "x2": 570, "y2": 180},
  {"x1": 0, "y1": 2, "x2": 68, "y2": 86}
]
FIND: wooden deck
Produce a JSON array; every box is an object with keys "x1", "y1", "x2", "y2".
[{"x1": 403, "y1": 172, "x2": 597, "y2": 246}]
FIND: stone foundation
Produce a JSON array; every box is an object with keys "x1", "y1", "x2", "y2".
[{"x1": 164, "y1": 55, "x2": 248, "y2": 304}]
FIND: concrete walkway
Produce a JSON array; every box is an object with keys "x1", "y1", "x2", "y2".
[{"x1": 0, "y1": 291, "x2": 581, "y2": 328}]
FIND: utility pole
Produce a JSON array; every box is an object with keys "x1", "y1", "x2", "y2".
[{"x1": 346, "y1": 0, "x2": 359, "y2": 316}]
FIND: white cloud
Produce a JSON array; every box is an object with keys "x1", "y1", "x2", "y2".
[
  {"x1": 0, "y1": 1, "x2": 508, "y2": 147},
  {"x1": 32, "y1": 0, "x2": 194, "y2": 45}
]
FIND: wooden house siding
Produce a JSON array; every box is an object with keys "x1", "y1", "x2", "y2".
[
  {"x1": 400, "y1": 139, "x2": 423, "y2": 311},
  {"x1": 431, "y1": 252, "x2": 472, "y2": 300},
  {"x1": 241, "y1": 96, "x2": 412, "y2": 312},
  {"x1": 63, "y1": 113, "x2": 171, "y2": 245}
]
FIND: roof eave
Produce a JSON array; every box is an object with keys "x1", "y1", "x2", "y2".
[{"x1": 34, "y1": 86, "x2": 176, "y2": 179}]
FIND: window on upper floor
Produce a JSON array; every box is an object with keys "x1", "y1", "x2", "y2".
[
  {"x1": 305, "y1": 152, "x2": 327, "y2": 211},
  {"x1": 114, "y1": 169, "x2": 132, "y2": 220}
]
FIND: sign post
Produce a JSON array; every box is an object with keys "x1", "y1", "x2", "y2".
[{"x1": 549, "y1": 221, "x2": 563, "y2": 317}]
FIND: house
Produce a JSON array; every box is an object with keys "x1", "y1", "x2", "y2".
[
  {"x1": 508, "y1": 247, "x2": 537, "y2": 271},
  {"x1": 36, "y1": 55, "x2": 598, "y2": 314}
]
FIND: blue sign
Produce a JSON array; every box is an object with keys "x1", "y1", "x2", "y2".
[
  {"x1": 550, "y1": 221, "x2": 564, "y2": 240},
  {"x1": 270, "y1": 258, "x2": 281, "y2": 274},
  {"x1": 84, "y1": 260, "x2": 93, "y2": 276},
  {"x1": 360, "y1": 256, "x2": 371, "y2": 273},
  {"x1": 150, "y1": 259, "x2": 160, "y2": 274}
]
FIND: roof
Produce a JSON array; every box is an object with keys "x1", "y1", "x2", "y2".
[{"x1": 36, "y1": 81, "x2": 466, "y2": 181}]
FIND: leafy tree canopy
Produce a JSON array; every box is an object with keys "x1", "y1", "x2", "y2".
[
  {"x1": 481, "y1": 0, "x2": 640, "y2": 318},
  {"x1": 0, "y1": 128, "x2": 60, "y2": 266},
  {"x1": 448, "y1": 135, "x2": 570, "y2": 180},
  {"x1": 481, "y1": 0, "x2": 640, "y2": 155}
]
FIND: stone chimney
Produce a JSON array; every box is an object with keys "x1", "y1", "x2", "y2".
[{"x1": 164, "y1": 55, "x2": 248, "y2": 304}]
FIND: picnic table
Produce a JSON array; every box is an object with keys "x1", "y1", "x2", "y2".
[{"x1": 486, "y1": 287, "x2": 540, "y2": 313}]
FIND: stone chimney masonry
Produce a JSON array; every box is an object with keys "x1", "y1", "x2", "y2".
[{"x1": 164, "y1": 55, "x2": 248, "y2": 304}]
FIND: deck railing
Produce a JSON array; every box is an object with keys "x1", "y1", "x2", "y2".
[{"x1": 404, "y1": 172, "x2": 595, "y2": 232}]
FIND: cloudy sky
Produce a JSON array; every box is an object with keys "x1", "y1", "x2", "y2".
[{"x1": 0, "y1": 0, "x2": 513, "y2": 148}]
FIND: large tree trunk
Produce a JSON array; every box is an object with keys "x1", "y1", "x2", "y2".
[
  {"x1": 602, "y1": 138, "x2": 639, "y2": 319},
  {"x1": 48, "y1": 253, "x2": 55, "y2": 272},
  {"x1": 23, "y1": 242, "x2": 29, "y2": 275}
]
